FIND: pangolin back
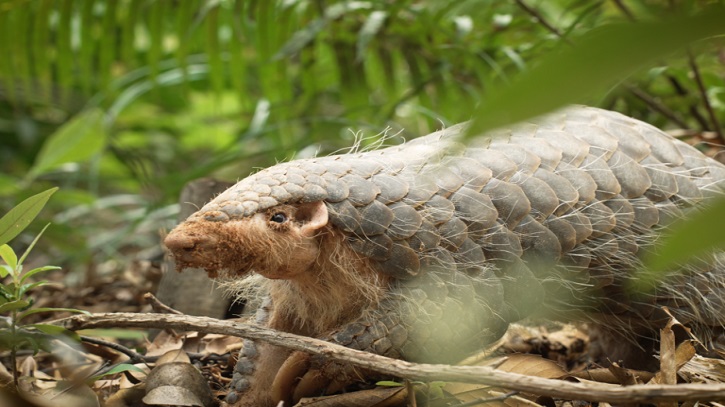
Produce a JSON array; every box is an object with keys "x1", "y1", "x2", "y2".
[{"x1": 181, "y1": 104, "x2": 725, "y2": 369}]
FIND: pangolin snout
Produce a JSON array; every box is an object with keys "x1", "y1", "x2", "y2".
[
  {"x1": 164, "y1": 229, "x2": 217, "y2": 265},
  {"x1": 164, "y1": 230, "x2": 195, "y2": 252}
]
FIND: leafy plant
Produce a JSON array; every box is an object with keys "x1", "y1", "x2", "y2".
[{"x1": 0, "y1": 187, "x2": 88, "y2": 389}]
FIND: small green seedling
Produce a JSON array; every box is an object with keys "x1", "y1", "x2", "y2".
[{"x1": 0, "y1": 187, "x2": 89, "y2": 389}]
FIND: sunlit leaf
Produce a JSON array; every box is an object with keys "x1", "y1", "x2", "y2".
[
  {"x1": 27, "y1": 108, "x2": 106, "y2": 179},
  {"x1": 467, "y1": 6, "x2": 725, "y2": 136},
  {"x1": 0, "y1": 244, "x2": 17, "y2": 272},
  {"x1": 0, "y1": 187, "x2": 58, "y2": 246}
]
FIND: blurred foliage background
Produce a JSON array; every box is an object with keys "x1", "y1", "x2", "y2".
[{"x1": 0, "y1": 0, "x2": 724, "y2": 281}]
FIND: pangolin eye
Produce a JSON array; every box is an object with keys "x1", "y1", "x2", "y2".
[{"x1": 270, "y1": 212, "x2": 288, "y2": 223}]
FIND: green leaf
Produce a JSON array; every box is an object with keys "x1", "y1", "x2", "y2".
[
  {"x1": 206, "y1": 5, "x2": 224, "y2": 96},
  {"x1": 466, "y1": 6, "x2": 725, "y2": 136},
  {"x1": 274, "y1": 2, "x2": 371, "y2": 60},
  {"x1": 79, "y1": 328, "x2": 147, "y2": 340},
  {"x1": 17, "y1": 307, "x2": 90, "y2": 323},
  {"x1": 0, "y1": 187, "x2": 58, "y2": 247},
  {"x1": 18, "y1": 280, "x2": 49, "y2": 298},
  {"x1": 27, "y1": 108, "x2": 106, "y2": 179},
  {"x1": 90, "y1": 363, "x2": 146, "y2": 381},
  {"x1": 99, "y1": 0, "x2": 118, "y2": 90},
  {"x1": 27, "y1": 324, "x2": 81, "y2": 342},
  {"x1": 18, "y1": 223, "x2": 51, "y2": 266},
  {"x1": 0, "y1": 299, "x2": 30, "y2": 314},
  {"x1": 0, "y1": 284, "x2": 13, "y2": 301},
  {"x1": 376, "y1": 380, "x2": 404, "y2": 387},
  {"x1": 0, "y1": 265, "x2": 11, "y2": 279},
  {"x1": 56, "y1": 0, "x2": 73, "y2": 104},
  {"x1": 645, "y1": 197, "x2": 725, "y2": 271},
  {"x1": 19, "y1": 266, "x2": 61, "y2": 285},
  {"x1": 0, "y1": 173, "x2": 20, "y2": 196},
  {"x1": 0, "y1": 244, "x2": 17, "y2": 272},
  {"x1": 356, "y1": 10, "x2": 387, "y2": 62}
]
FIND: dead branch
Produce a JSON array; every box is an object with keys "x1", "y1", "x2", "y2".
[{"x1": 50, "y1": 311, "x2": 725, "y2": 403}]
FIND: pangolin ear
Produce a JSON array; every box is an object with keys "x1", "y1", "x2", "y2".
[{"x1": 297, "y1": 201, "x2": 329, "y2": 237}]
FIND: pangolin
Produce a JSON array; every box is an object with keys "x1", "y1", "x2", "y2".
[{"x1": 164, "y1": 105, "x2": 725, "y2": 406}]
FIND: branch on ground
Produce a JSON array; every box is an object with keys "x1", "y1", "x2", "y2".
[{"x1": 51, "y1": 311, "x2": 725, "y2": 403}]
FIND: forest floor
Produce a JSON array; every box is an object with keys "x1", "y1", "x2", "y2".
[{"x1": 5, "y1": 230, "x2": 725, "y2": 407}]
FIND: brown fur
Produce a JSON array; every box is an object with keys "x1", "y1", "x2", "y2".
[
  {"x1": 165, "y1": 201, "x2": 390, "y2": 406},
  {"x1": 167, "y1": 202, "x2": 390, "y2": 336},
  {"x1": 224, "y1": 224, "x2": 389, "y2": 336}
]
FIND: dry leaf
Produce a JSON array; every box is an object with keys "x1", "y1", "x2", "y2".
[
  {"x1": 50, "y1": 383, "x2": 100, "y2": 407},
  {"x1": 496, "y1": 354, "x2": 567, "y2": 378},
  {"x1": 146, "y1": 330, "x2": 185, "y2": 357},
  {"x1": 203, "y1": 334, "x2": 242, "y2": 355},
  {"x1": 295, "y1": 386, "x2": 407, "y2": 407},
  {"x1": 659, "y1": 323, "x2": 677, "y2": 386},
  {"x1": 607, "y1": 363, "x2": 641, "y2": 385},
  {"x1": 156, "y1": 348, "x2": 191, "y2": 365},
  {"x1": 571, "y1": 368, "x2": 654, "y2": 384},
  {"x1": 445, "y1": 354, "x2": 565, "y2": 406},
  {"x1": 650, "y1": 340, "x2": 697, "y2": 384},
  {"x1": 104, "y1": 385, "x2": 147, "y2": 407}
]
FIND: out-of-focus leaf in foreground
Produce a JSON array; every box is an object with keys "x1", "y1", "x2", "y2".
[
  {"x1": 467, "y1": 6, "x2": 725, "y2": 136},
  {"x1": 645, "y1": 196, "x2": 725, "y2": 272},
  {"x1": 26, "y1": 108, "x2": 107, "y2": 181}
]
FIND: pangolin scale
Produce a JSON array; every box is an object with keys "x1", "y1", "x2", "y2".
[{"x1": 164, "y1": 105, "x2": 725, "y2": 406}]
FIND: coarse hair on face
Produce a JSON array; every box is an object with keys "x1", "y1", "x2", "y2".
[{"x1": 222, "y1": 221, "x2": 391, "y2": 337}]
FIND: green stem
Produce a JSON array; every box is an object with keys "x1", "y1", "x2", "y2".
[{"x1": 10, "y1": 309, "x2": 18, "y2": 389}]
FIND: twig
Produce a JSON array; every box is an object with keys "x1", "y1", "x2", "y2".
[
  {"x1": 687, "y1": 49, "x2": 725, "y2": 145},
  {"x1": 611, "y1": 0, "x2": 714, "y2": 133},
  {"x1": 625, "y1": 85, "x2": 689, "y2": 128},
  {"x1": 51, "y1": 312, "x2": 725, "y2": 403},
  {"x1": 143, "y1": 292, "x2": 183, "y2": 315},
  {"x1": 610, "y1": 0, "x2": 636, "y2": 22},
  {"x1": 79, "y1": 334, "x2": 227, "y2": 366},
  {"x1": 457, "y1": 391, "x2": 520, "y2": 407},
  {"x1": 522, "y1": 0, "x2": 690, "y2": 128},
  {"x1": 80, "y1": 335, "x2": 149, "y2": 363},
  {"x1": 666, "y1": 75, "x2": 711, "y2": 130},
  {"x1": 513, "y1": 0, "x2": 572, "y2": 45}
]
